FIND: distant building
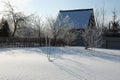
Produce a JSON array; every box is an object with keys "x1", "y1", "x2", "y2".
[{"x1": 57, "y1": 8, "x2": 96, "y2": 46}]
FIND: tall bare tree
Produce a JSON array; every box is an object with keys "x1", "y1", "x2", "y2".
[
  {"x1": 30, "y1": 16, "x2": 45, "y2": 45},
  {"x1": 44, "y1": 16, "x2": 75, "y2": 61},
  {"x1": 31, "y1": 16, "x2": 44, "y2": 38},
  {"x1": 43, "y1": 22, "x2": 52, "y2": 61},
  {"x1": 46, "y1": 16, "x2": 75, "y2": 46},
  {"x1": 3, "y1": 1, "x2": 30, "y2": 37},
  {"x1": 94, "y1": 6, "x2": 106, "y2": 28}
]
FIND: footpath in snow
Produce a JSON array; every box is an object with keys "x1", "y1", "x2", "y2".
[{"x1": 0, "y1": 47, "x2": 120, "y2": 80}]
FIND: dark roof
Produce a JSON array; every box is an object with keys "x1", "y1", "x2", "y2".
[
  {"x1": 60, "y1": 8, "x2": 93, "y2": 12},
  {"x1": 57, "y1": 8, "x2": 93, "y2": 29}
]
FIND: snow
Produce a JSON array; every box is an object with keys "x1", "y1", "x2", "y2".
[{"x1": 0, "y1": 47, "x2": 120, "y2": 80}]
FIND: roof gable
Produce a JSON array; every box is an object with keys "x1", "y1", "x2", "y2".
[{"x1": 57, "y1": 9, "x2": 93, "y2": 29}]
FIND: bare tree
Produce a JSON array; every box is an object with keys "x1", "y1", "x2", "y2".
[
  {"x1": 56, "y1": 17, "x2": 76, "y2": 46},
  {"x1": 43, "y1": 20, "x2": 52, "y2": 61},
  {"x1": 30, "y1": 16, "x2": 45, "y2": 45},
  {"x1": 94, "y1": 6, "x2": 106, "y2": 28},
  {"x1": 82, "y1": 27, "x2": 103, "y2": 50},
  {"x1": 110, "y1": 9, "x2": 120, "y2": 32},
  {"x1": 101, "y1": 6, "x2": 106, "y2": 27},
  {"x1": 31, "y1": 16, "x2": 44, "y2": 37},
  {"x1": 46, "y1": 16, "x2": 75, "y2": 46},
  {"x1": 3, "y1": 1, "x2": 30, "y2": 37},
  {"x1": 45, "y1": 17, "x2": 56, "y2": 46},
  {"x1": 43, "y1": 16, "x2": 75, "y2": 61}
]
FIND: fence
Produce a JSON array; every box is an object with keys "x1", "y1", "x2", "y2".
[
  {"x1": 0, "y1": 37, "x2": 65, "y2": 48},
  {"x1": 103, "y1": 37, "x2": 120, "y2": 49}
]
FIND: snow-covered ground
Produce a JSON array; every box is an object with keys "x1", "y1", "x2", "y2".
[{"x1": 0, "y1": 47, "x2": 120, "y2": 80}]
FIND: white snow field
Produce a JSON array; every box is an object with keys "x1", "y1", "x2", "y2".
[{"x1": 0, "y1": 47, "x2": 120, "y2": 80}]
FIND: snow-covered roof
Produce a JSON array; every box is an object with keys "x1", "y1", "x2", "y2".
[{"x1": 57, "y1": 9, "x2": 93, "y2": 29}]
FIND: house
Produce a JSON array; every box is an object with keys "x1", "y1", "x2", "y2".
[{"x1": 57, "y1": 8, "x2": 96, "y2": 46}]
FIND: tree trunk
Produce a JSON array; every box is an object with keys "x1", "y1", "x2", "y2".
[
  {"x1": 11, "y1": 21, "x2": 17, "y2": 37},
  {"x1": 53, "y1": 36, "x2": 56, "y2": 46},
  {"x1": 85, "y1": 42, "x2": 89, "y2": 50}
]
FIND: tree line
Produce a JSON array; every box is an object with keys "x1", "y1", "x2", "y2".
[
  {"x1": 0, "y1": 1, "x2": 120, "y2": 50},
  {"x1": 0, "y1": 1, "x2": 76, "y2": 47}
]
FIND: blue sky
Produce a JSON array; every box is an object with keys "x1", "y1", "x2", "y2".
[
  {"x1": 0, "y1": 0, "x2": 120, "y2": 19},
  {"x1": 25, "y1": 0, "x2": 120, "y2": 17}
]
